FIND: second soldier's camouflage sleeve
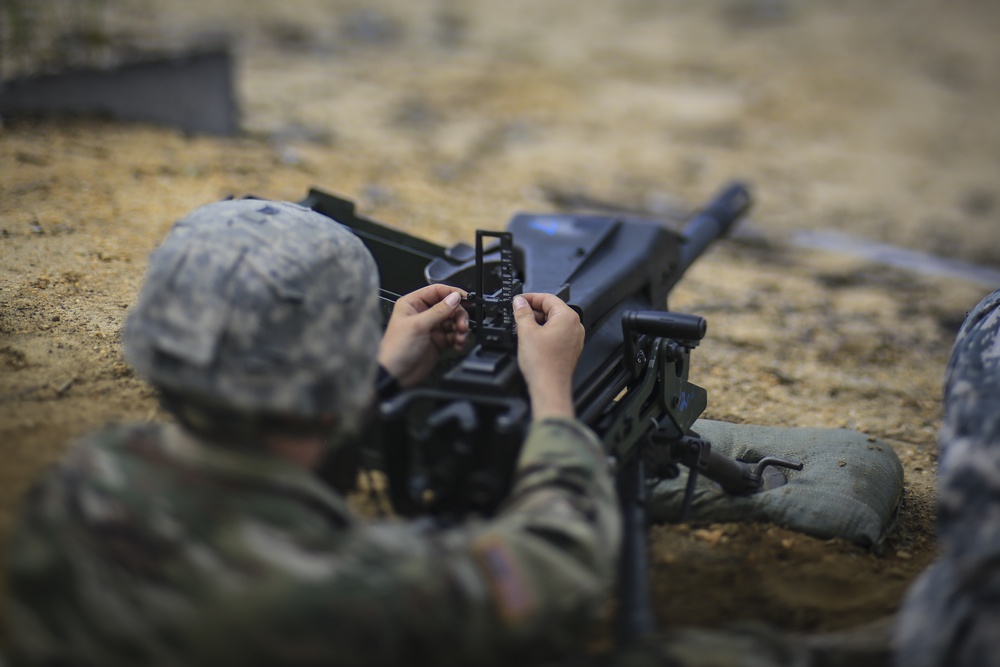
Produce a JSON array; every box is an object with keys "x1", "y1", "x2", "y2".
[{"x1": 896, "y1": 288, "x2": 1000, "y2": 667}]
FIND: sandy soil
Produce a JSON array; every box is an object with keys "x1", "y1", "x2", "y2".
[{"x1": 3, "y1": 0, "x2": 999, "y2": 657}]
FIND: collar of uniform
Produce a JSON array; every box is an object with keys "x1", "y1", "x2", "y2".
[{"x1": 159, "y1": 423, "x2": 355, "y2": 521}]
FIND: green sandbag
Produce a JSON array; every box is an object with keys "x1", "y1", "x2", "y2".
[{"x1": 648, "y1": 420, "x2": 905, "y2": 551}]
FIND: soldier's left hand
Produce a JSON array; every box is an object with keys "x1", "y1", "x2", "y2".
[{"x1": 378, "y1": 284, "x2": 469, "y2": 387}]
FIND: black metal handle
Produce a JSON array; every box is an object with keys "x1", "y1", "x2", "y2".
[
  {"x1": 622, "y1": 310, "x2": 707, "y2": 378},
  {"x1": 623, "y1": 310, "x2": 707, "y2": 342}
]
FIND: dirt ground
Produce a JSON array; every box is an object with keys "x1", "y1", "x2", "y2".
[{"x1": 3, "y1": 0, "x2": 1000, "y2": 657}]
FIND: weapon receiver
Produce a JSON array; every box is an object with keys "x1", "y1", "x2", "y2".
[{"x1": 302, "y1": 181, "x2": 801, "y2": 644}]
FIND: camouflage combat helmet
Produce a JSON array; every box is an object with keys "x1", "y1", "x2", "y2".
[{"x1": 124, "y1": 199, "x2": 382, "y2": 440}]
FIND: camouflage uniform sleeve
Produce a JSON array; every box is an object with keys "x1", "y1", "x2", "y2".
[
  {"x1": 469, "y1": 417, "x2": 622, "y2": 649},
  {"x1": 896, "y1": 288, "x2": 1000, "y2": 667},
  {"x1": 7, "y1": 419, "x2": 619, "y2": 667},
  {"x1": 228, "y1": 417, "x2": 620, "y2": 666}
]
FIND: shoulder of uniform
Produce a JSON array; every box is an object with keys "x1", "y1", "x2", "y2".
[
  {"x1": 51, "y1": 422, "x2": 169, "y2": 487},
  {"x1": 71, "y1": 422, "x2": 165, "y2": 454}
]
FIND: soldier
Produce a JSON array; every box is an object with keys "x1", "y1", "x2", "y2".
[
  {"x1": 6, "y1": 199, "x2": 621, "y2": 666},
  {"x1": 895, "y1": 288, "x2": 1000, "y2": 666}
]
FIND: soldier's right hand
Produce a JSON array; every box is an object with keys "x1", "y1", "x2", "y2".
[{"x1": 512, "y1": 293, "x2": 584, "y2": 420}]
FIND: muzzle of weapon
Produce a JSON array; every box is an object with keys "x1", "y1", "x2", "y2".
[{"x1": 675, "y1": 181, "x2": 752, "y2": 280}]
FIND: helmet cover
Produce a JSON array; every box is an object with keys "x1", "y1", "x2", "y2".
[{"x1": 124, "y1": 199, "x2": 381, "y2": 438}]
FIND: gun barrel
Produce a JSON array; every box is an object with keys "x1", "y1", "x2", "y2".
[{"x1": 677, "y1": 182, "x2": 752, "y2": 276}]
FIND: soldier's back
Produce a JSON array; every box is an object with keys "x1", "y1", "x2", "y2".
[{"x1": 6, "y1": 422, "x2": 364, "y2": 666}]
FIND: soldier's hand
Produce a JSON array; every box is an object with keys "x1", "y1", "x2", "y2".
[
  {"x1": 378, "y1": 284, "x2": 469, "y2": 388},
  {"x1": 512, "y1": 293, "x2": 584, "y2": 420}
]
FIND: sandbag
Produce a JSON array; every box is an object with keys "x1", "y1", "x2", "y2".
[{"x1": 648, "y1": 420, "x2": 905, "y2": 551}]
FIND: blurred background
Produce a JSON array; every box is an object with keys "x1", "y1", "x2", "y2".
[{"x1": 4, "y1": 0, "x2": 1000, "y2": 268}]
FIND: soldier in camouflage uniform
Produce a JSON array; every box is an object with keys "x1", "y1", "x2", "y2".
[
  {"x1": 6, "y1": 199, "x2": 621, "y2": 667},
  {"x1": 895, "y1": 288, "x2": 1000, "y2": 666}
]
